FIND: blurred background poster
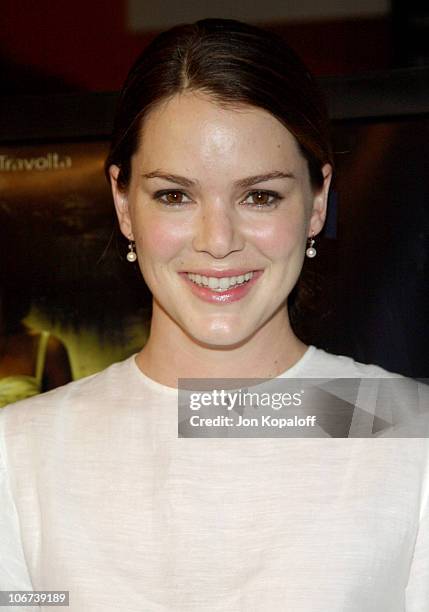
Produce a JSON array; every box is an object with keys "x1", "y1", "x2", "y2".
[{"x1": 0, "y1": 139, "x2": 149, "y2": 391}]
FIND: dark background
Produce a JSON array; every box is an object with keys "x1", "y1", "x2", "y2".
[{"x1": 1, "y1": 0, "x2": 429, "y2": 94}]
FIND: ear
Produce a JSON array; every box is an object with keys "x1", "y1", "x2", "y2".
[
  {"x1": 109, "y1": 165, "x2": 134, "y2": 240},
  {"x1": 308, "y1": 163, "x2": 333, "y2": 237}
]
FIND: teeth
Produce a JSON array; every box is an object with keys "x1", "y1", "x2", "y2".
[
  {"x1": 187, "y1": 271, "x2": 254, "y2": 291},
  {"x1": 219, "y1": 277, "x2": 230, "y2": 290},
  {"x1": 208, "y1": 277, "x2": 219, "y2": 290}
]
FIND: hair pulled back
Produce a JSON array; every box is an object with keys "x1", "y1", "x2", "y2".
[{"x1": 105, "y1": 18, "x2": 333, "y2": 191}]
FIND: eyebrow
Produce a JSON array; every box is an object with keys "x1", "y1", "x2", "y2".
[{"x1": 141, "y1": 170, "x2": 295, "y2": 189}]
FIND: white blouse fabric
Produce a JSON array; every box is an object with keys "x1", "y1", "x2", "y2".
[{"x1": 0, "y1": 346, "x2": 428, "y2": 611}]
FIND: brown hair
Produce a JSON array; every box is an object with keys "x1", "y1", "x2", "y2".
[{"x1": 105, "y1": 18, "x2": 333, "y2": 191}]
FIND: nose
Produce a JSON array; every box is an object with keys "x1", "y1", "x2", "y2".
[{"x1": 192, "y1": 201, "x2": 245, "y2": 258}]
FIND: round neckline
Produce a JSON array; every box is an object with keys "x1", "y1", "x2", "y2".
[{"x1": 128, "y1": 345, "x2": 317, "y2": 395}]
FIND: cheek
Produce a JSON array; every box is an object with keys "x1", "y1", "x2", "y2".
[
  {"x1": 134, "y1": 215, "x2": 190, "y2": 264},
  {"x1": 249, "y1": 215, "x2": 305, "y2": 259}
]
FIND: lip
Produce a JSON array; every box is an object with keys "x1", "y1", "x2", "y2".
[{"x1": 179, "y1": 270, "x2": 263, "y2": 304}]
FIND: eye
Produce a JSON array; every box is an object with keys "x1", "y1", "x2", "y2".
[
  {"x1": 154, "y1": 190, "x2": 193, "y2": 206},
  {"x1": 241, "y1": 190, "x2": 281, "y2": 209}
]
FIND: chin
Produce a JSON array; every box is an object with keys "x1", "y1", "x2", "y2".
[{"x1": 182, "y1": 319, "x2": 258, "y2": 350}]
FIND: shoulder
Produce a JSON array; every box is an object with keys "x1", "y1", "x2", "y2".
[
  {"x1": 0, "y1": 354, "x2": 174, "y2": 491},
  {"x1": 304, "y1": 346, "x2": 402, "y2": 378},
  {"x1": 305, "y1": 347, "x2": 429, "y2": 434},
  {"x1": 0, "y1": 355, "x2": 139, "y2": 429}
]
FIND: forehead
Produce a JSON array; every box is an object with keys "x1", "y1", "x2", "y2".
[{"x1": 133, "y1": 92, "x2": 307, "y2": 177}]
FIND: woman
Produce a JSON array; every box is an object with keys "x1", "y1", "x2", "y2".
[{"x1": 0, "y1": 19, "x2": 428, "y2": 611}]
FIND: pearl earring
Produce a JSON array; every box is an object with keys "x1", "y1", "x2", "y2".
[
  {"x1": 127, "y1": 240, "x2": 137, "y2": 262},
  {"x1": 306, "y1": 234, "x2": 317, "y2": 258}
]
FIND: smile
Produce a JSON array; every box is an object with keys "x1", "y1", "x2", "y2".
[
  {"x1": 186, "y1": 271, "x2": 254, "y2": 292},
  {"x1": 180, "y1": 270, "x2": 263, "y2": 304}
]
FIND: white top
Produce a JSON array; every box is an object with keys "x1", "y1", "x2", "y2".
[{"x1": 1, "y1": 346, "x2": 428, "y2": 611}]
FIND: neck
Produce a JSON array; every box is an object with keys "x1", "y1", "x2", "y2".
[{"x1": 136, "y1": 303, "x2": 307, "y2": 387}]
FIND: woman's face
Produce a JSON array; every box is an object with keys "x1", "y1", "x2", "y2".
[{"x1": 111, "y1": 92, "x2": 331, "y2": 347}]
